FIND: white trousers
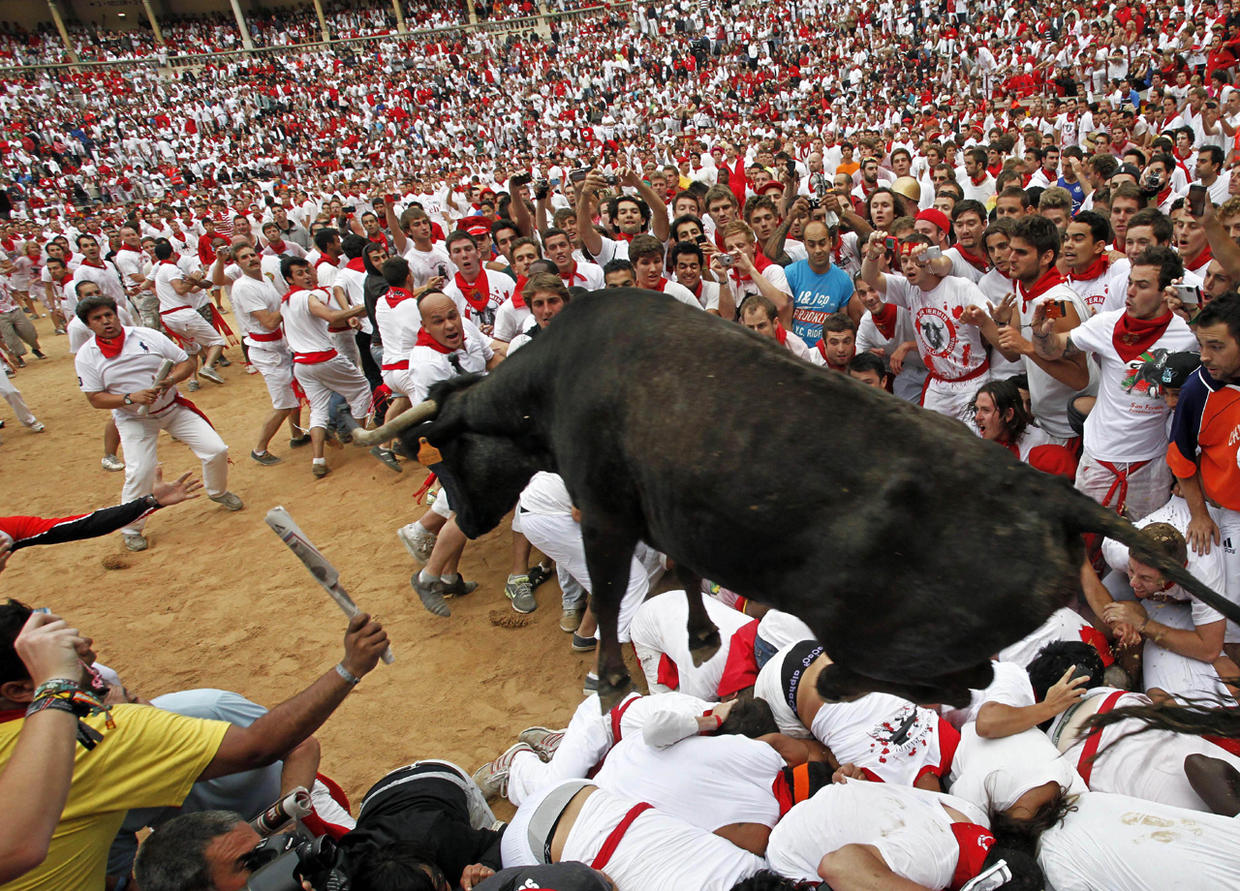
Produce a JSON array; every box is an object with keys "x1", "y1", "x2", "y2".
[
  {"x1": 506, "y1": 693, "x2": 615, "y2": 806},
  {"x1": 330, "y1": 329, "x2": 362, "y2": 369},
  {"x1": 292, "y1": 356, "x2": 371, "y2": 430},
  {"x1": 1075, "y1": 449, "x2": 1172, "y2": 521},
  {"x1": 519, "y1": 511, "x2": 660, "y2": 643},
  {"x1": 0, "y1": 369, "x2": 36, "y2": 426},
  {"x1": 922, "y1": 370, "x2": 991, "y2": 425},
  {"x1": 115, "y1": 402, "x2": 229, "y2": 534},
  {"x1": 248, "y1": 344, "x2": 299, "y2": 411},
  {"x1": 1206, "y1": 501, "x2": 1240, "y2": 644},
  {"x1": 161, "y1": 307, "x2": 224, "y2": 354}
]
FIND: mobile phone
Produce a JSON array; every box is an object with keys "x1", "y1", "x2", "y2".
[
  {"x1": 1044, "y1": 299, "x2": 1069, "y2": 320},
  {"x1": 1188, "y1": 184, "x2": 1207, "y2": 217},
  {"x1": 695, "y1": 233, "x2": 708, "y2": 245},
  {"x1": 925, "y1": 245, "x2": 942, "y2": 260},
  {"x1": 884, "y1": 236, "x2": 898, "y2": 251},
  {"x1": 1174, "y1": 283, "x2": 1201, "y2": 306},
  {"x1": 436, "y1": 264, "x2": 448, "y2": 278},
  {"x1": 569, "y1": 168, "x2": 589, "y2": 184},
  {"x1": 718, "y1": 253, "x2": 734, "y2": 267},
  {"x1": 510, "y1": 172, "x2": 532, "y2": 188},
  {"x1": 785, "y1": 158, "x2": 797, "y2": 177}
]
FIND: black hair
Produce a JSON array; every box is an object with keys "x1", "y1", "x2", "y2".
[
  {"x1": 727, "y1": 870, "x2": 802, "y2": 891},
  {"x1": 1130, "y1": 245, "x2": 1184, "y2": 289},
  {"x1": 989, "y1": 787, "x2": 1079, "y2": 855},
  {"x1": 313, "y1": 227, "x2": 340, "y2": 251},
  {"x1": 280, "y1": 256, "x2": 310, "y2": 280},
  {"x1": 381, "y1": 256, "x2": 411, "y2": 288},
  {"x1": 0, "y1": 599, "x2": 33, "y2": 684},
  {"x1": 1011, "y1": 214, "x2": 1062, "y2": 263},
  {"x1": 603, "y1": 258, "x2": 635, "y2": 277},
  {"x1": 1195, "y1": 291, "x2": 1240, "y2": 342},
  {"x1": 848, "y1": 350, "x2": 889, "y2": 379},
  {"x1": 346, "y1": 841, "x2": 448, "y2": 891},
  {"x1": 971, "y1": 378, "x2": 1031, "y2": 441},
  {"x1": 74, "y1": 294, "x2": 118, "y2": 324},
  {"x1": 671, "y1": 213, "x2": 705, "y2": 239},
  {"x1": 981, "y1": 846, "x2": 1045, "y2": 890},
  {"x1": 668, "y1": 241, "x2": 705, "y2": 266},
  {"x1": 1027, "y1": 641, "x2": 1105, "y2": 728},
  {"x1": 718, "y1": 696, "x2": 778, "y2": 738},
  {"x1": 341, "y1": 233, "x2": 369, "y2": 260},
  {"x1": 153, "y1": 239, "x2": 174, "y2": 261},
  {"x1": 1070, "y1": 210, "x2": 1113, "y2": 246}
]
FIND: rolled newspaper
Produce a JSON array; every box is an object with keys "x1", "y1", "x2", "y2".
[
  {"x1": 249, "y1": 786, "x2": 312, "y2": 836},
  {"x1": 137, "y1": 359, "x2": 175, "y2": 417},
  {"x1": 265, "y1": 506, "x2": 394, "y2": 664}
]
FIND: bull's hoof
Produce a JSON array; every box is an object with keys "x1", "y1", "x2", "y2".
[
  {"x1": 688, "y1": 628, "x2": 721, "y2": 667},
  {"x1": 597, "y1": 671, "x2": 633, "y2": 713}
]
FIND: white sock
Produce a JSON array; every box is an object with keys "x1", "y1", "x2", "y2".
[
  {"x1": 419, "y1": 568, "x2": 437, "y2": 584},
  {"x1": 440, "y1": 572, "x2": 460, "y2": 584},
  {"x1": 313, "y1": 457, "x2": 326, "y2": 466}
]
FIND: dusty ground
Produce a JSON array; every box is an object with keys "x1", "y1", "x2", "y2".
[{"x1": 1, "y1": 306, "x2": 632, "y2": 816}]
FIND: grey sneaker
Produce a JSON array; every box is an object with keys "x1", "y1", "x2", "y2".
[
  {"x1": 582, "y1": 674, "x2": 598, "y2": 696},
  {"x1": 518, "y1": 726, "x2": 566, "y2": 761},
  {"x1": 101, "y1": 454, "x2": 125, "y2": 472},
  {"x1": 186, "y1": 379, "x2": 201, "y2": 392},
  {"x1": 28, "y1": 420, "x2": 44, "y2": 433},
  {"x1": 250, "y1": 450, "x2": 282, "y2": 466},
  {"x1": 411, "y1": 573, "x2": 451, "y2": 617},
  {"x1": 571, "y1": 633, "x2": 597, "y2": 652},
  {"x1": 505, "y1": 574, "x2": 536, "y2": 614},
  {"x1": 123, "y1": 533, "x2": 148, "y2": 552},
  {"x1": 396, "y1": 523, "x2": 437, "y2": 563},
  {"x1": 216, "y1": 355, "x2": 232, "y2": 367},
  {"x1": 313, "y1": 463, "x2": 331, "y2": 478},
  {"x1": 199, "y1": 365, "x2": 224, "y2": 384},
  {"x1": 289, "y1": 433, "x2": 312, "y2": 448},
  {"x1": 559, "y1": 607, "x2": 583, "y2": 633},
  {"x1": 370, "y1": 445, "x2": 403, "y2": 472},
  {"x1": 472, "y1": 742, "x2": 535, "y2": 801},
  {"x1": 442, "y1": 576, "x2": 479, "y2": 598},
  {"x1": 208, "y1": 491, "x2": 244, "y2": 511}
]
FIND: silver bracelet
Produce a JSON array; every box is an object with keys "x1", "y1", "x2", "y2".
[{"x1": 334, "y1": 663, "x2": 360, "y2": 686}]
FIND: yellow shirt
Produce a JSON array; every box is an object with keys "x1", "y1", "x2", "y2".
[{"x1": 0, "y1": 704, "x2": 229, "y2": 891}]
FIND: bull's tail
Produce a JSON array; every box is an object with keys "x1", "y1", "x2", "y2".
[{"x1": 1068, "y1": 492, "x2": 1240, "y2": 626}]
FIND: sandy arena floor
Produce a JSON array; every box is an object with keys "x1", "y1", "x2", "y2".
[{"x1": 0, "y1": 306, "x2": 631, "y2": 817}]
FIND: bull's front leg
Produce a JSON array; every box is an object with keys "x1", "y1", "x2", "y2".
[
  {"x1": 581, "y1": 518, "x2": 639, "y2": 712},
  {"x1": 676, "y1": 564, "x2": 720, "y2": 666}
]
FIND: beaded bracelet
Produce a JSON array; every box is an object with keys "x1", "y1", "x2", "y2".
[
  {"x1": 31, "y1": 677, "x2": 82, "y2": 700},
  {"x1": 25, "y1": 687, "x2": 115, "y2": 750}
]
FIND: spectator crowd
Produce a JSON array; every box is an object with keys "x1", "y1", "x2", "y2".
[{"x1": 2, "y1": 0, "x2": 1240, "y2": 888}]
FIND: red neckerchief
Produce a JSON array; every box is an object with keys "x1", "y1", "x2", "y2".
[
  {"x1": 1069, "y1": 254, "x2": 1110, "y2": 282},
  {"x1": 954, "y1": 244, "x2": 989, "y2": 272},
  {"x1": 315, "y1": 255, "x2": 338, "y2": 268},
  {"x1": 384, "y1": 286, "x2": 415, "y2": 308},
  {"x1": 872, "y1": 302, "x2": 898, "y2": 339},
  {"x1": 345, "y1": 257, "x2": 366, "y2": 273},
  {"x1": 1156, "y1": 185, "x2": 1173, "y2": 206},
  {"x1": 774, "y1": 322, "x2": 789, "y2": 345},
  {"x1": 690, "y1": 279, "x2": 703, "y2": 301},
  {"x1": 730, "y1": 252, "x2": 773, "y2": 285},
  {"x1": 560, "y1": 261, "x2": 587, "y2": 285},
  {"x1": 81, "y1": 259, "x2": 106, "y2": 269},
  {"x1": 1113, "y1": 311, "x2": 1174, "y2": 363},
  {"x1": 511, "y1": 274, "x2": 528, "y2": 309},
  {"x1": 1016, "y1": 266, "x2": 1065, "y2": 310},
  {"x1": 950, "y1": 822, "x2": 996, "y2": 891},
  {"x1": 454, "y1": 268, "x2": 491, "y2": 313},
  {"x1": 415, "y1": 326, "x2": 455, "y2": 354},
  {"x1": 613, "y1": 231, "x2": 635, "y2": 242},
  {"x1": 280, "y1": 286, "x2": 305, "y2": 304},
  {"x1": 96, "y1": 329, "x2": 125, "y2": 359},
  {"x1": 159, "y1": 259, "x2": 178, "y2": 266},
  {"x1": 653, "y1": 277, "x2": 670, "y2": 291},
  {"x1": 268, "y1": 239, "x2": 287, "y2": 253},
  {"x1": 969, "y1": 171, "x2": 988, "y2": 186},
  {"x1": 118, "y1": 245, "x2": 143, "y2": 254},
  {"x1": 1185, "y1": 244, "x2": 1212, "y2": 272}
]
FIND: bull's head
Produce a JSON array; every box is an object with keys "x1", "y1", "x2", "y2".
[{"x1": 351, "y1": 383, "x2": 548, "y2": 539}]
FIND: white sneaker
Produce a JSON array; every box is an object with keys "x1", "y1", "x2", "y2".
[
  {"x1": 199, "y1": 365, "x2": 224, "y2": 384},
  {"x1": 101, "y1": 454, "x2": 125, "y2": 472},
  {"x1": 396, "y1": 523, "x2": 437, "y2": 563},
  {"x1": 28, "y1": 420, "x2": 44, "y2": 433}
]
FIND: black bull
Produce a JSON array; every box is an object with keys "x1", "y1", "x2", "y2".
[{"x1": 363, "y1": 289, "x2": 1240, "y2": 711}]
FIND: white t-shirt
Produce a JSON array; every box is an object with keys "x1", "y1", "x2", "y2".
[
  {"x1": 405, "y1": 318, "x2": 493, "y2": 402},
  {"x1": 374, "y1": 290, "x2": 422, "y2": 372},
  {"x1": 628, "y1": 589, "x2": 753, "y2": 700},
  {"x1": 152, "y1": 261, "x2": 192, "y2": 313},
  {"x1": 280, "y1": 287, "x2": 336, "y2": 356},
  {"x1": 333, "y1": 264, "x2": 373, "y2": 335},
  {"x1": 592, "y1": 734, "x2": 785, "y2": 831},
  {"x1": 997, "y1": 606, "x2": 1102, "y2": 669},
  {"x1": 948, "y1": 725, "x2": 1085, "y2": 813},
  {"x1": 726, "y1": 258, "x2": 793, "y2": 303},
  {"x1": 1069, "y1": 309, "x2": 1199, "y2": 461},
  {"x1": 517, "y1": 471, "x2": 573, "y2": 515},
  {"x1": 443, "y1": 268, "x2": 515, "y2": 330},
  {"x1": 884, "y1": 273, "x2": 989, "y2": 381},
  {"x1": 941, "y1": 659, "x2": 1035, "y2": 729},
  {"x1": 767, "y1": 780, "x2": 989, "y2": 887},
  {"x1": 401, "y1": 241, "x2": 454, "y2": 288},
  {"x1": 230, "y1": 274, "x2": 286, "y2": 347},
  {"x1": 492, "y1": 293, "x2": 532, "y2": 342},
  {"x1": 559, "y1": 260, "x2": 606, "y2": 291},
  {"x1": 75, "y1": 325, "x2": 187, "y2": 418},
  {"x1": 1037, "y1": 792, "x2": 1240, "y2": 890}
]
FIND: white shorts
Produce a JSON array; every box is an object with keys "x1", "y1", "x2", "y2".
[
  {"x1": 248, "y1": 344, "x2": 299, "y2": 411},
  {"x1": 381, "y1": 369, "x2": 407, "y2": 397},
  {"x1": 161, "y1": 307, "x2": 225, "y2": 353},
  {"x1": 922, "y1": 370, "x2": 990, "y2": 424},
  {"x1": 1075, "y1": 449, "x2": 1172, "y2": 521},
  {"x1": 292, "y1": 355, "x2": 371, "y2": 429}
]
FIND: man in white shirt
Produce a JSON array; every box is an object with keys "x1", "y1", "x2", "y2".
[
  {"x1": 152, "y1": 241, "x2": 225, "y2": 388},
  {"x1": 73, "y1": 295, "x2": 241, "y2": 551}
]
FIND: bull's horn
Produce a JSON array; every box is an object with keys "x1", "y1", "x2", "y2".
[{"x1": 352, "y1": 399, "x2": 439, "y2": 446}]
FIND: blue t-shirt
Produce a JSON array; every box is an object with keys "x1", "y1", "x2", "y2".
[
  {"x1": 1058, "y1": 177, "x2": 1085, "y2": 213},
  {"x1": 785, "y1": 260, "x2": 854, "y2": 345}
]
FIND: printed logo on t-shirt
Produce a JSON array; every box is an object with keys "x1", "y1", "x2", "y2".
[
  {"x1": 1121, "y1": 349, "x2": 1173, "y2": 398},
  {"x1": 867, "y1": 703, "x2": 934, "y2": 764},
  {"x1": 915, "y1": 306, "x2": 957, "y2": 357}
]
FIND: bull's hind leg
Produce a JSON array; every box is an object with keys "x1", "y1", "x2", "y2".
[
  {"x1": 581, "y1": 519, "x2": 640, "y2": 712},
  {"x1": 676, "y1": 565, "x2": 720, "y2": 666}
]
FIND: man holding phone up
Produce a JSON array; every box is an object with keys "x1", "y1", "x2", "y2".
[{"x1": 1032, "y1": 246, "x2": 1199, "y2": 521}]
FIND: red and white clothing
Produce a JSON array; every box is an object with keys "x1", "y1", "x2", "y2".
[
  {"x1": 443, "y1": 267, "x2": 515, "y2": 330},
  {"x1": 374, "y1": 286, "x2": 422, "y2": 395},
  {"x1": 330, "y1": 259, "x2": 372, "y2": 368},
  {"x1": 75, "y1": 326, "x2": 229, "y2": 532},
  {"x1": 948, "y1": 724, "x2": 1086, "y2": 816},
  {"x1": 629, "y1": 589, "x2": 755, "y2": 700},
  {"x1": 154, "y1": 261, "x2": 223, "y2": 354},
  {"x1": 646, "y1": 276, "x2": 702, "y2": 309},
  {"x1": 728, "y1": 254, "x2": 793, "y2": 304},
  {"x1": 70, "y1": 259, "x2": 130, "y2": 311},
  {"x1": 883, "y1": 273, "x2": 991, "y2": 421},
  {"x1": 808, "y1": 692, "x2": 957, "y2": 787},
  {"x1": 855, "y1": 301, "x2": 928, "y2": 403},
  {"x1": 593, "y1": 734, "x2": 785, "y2": 832},
  {"x1": 772, "y1": 322, "x2": 821, "y2": 365},
  {"x1": 230, "y1": 273, "x2": 297, "y2": 411},
  {"x1": 492, "y1": 291, "x2": 532, "y2": 342},
  {"x1": 1065, "y1": 255, "x2": 1119, "y2": 316},
  {"x1": 504, "y1": 781, "x2": 767, "y2": 889},
  {"x1": 113, "y1": 246, "x2": 150, "y2": 293},
  {"x1": 944, "y1": 244, "x2": 989, "y2": 285},
  {"x1": 1102, "y1": 259, "x2": 1202, "y2": 314},
  {"x1": 1047, "y1": 687, "x2": 1240, "y2": 811},
  {"x1": 557, "y1": 260, "x2": 605, "y2": 291},
  {"x1": 1070, "y1": 309, "x2": 1198, "y2": 518},
  {"x1": 994, "y1": 423, "x2": 1079, "y2": 479},
  {"x1": 767, "y1": 780, "x2": 991, "y2": 888},
  {"x1": 1037, "y1": 792, "x2": 1240, "y2": 890},
  {"x1": 68, "y1": 303, "x2": 134, "y2": 354},
  {"x1": 282, "y1": 287, "x2": 371, "y2": 429},
  {"x1": 405, "y1": 319, "x2": 494, "y2": 403},
  {"x1": 400, "y1": 241, "x2": 454, "y2": 287},
  {"x1": 998, "y1": 607, "x2": 1112, "y2": 670},
  {"x1": 1017, "y1": 269, "x2": 1091, "y2": 441}
]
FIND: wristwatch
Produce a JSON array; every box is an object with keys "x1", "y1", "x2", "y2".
[{"x1": 123, "y1": 393, "x2": 134, "y2": 405}]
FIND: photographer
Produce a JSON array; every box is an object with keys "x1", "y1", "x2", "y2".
[{"x1": 0, "y1": 601, "x2": 388, "y2": 890}]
